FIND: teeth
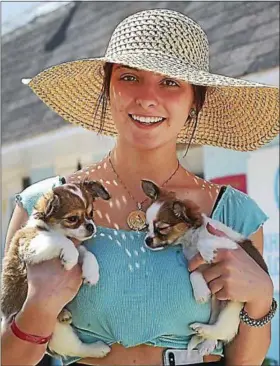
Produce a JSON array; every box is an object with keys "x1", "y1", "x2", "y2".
[{"x1": 131, "y1": 115, "x2": 164, "y2": 124}]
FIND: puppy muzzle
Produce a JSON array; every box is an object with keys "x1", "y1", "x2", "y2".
[{"x1": 144, "y1": 236, "x2": 165, "y2": 251}]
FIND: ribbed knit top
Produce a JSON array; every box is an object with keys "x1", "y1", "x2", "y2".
[{"x1": 15, "y1": 176, "x2": 268, "y2": 365}]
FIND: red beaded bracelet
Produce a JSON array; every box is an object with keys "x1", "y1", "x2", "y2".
[{"x1": 10, "y1": 315, "x2": 52, "y2": 344}]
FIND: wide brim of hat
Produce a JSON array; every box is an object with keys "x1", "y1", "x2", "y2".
[{"x1": 26, "y1": 54, "x2": 279, "y2": 151}]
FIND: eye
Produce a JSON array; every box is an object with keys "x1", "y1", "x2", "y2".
[
  {"x1": 120, "y1": 74, "x2": 138, "y2": 82},
  {"x1": 157, "y1": 224, "x2": 171, "y2": 235},
  {"x1": 67, "y1": 216, "x2": 79, "y2": 223},
  {"x1": 161, "y1": 79, "x2": 180, "y2": 87},
  {"x1": 89, "y1": 209, "x2": 94, "y2": 217}
]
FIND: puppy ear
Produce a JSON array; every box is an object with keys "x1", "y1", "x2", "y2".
[
  {"x1": 174, "y1": 200, "x2": 203, "y2": 228},
  {"x1": 141, "y1": 180, "x2": 160, "y2": 200},
  {"x1": 45, "y1": 193, "x2": 60, "y2": 218},
  {"x1": 173, "y1": 201, "x2": 191, "y2": 222},
  {"x1": 84, "y1": 181, "x2": 111, "y2": 200}
]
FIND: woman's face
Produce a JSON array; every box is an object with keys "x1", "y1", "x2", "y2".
[{"x1": 109, "y1": 64, "x2": 194, "y2": 150}]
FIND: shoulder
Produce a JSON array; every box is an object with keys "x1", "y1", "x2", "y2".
[
  {"x1": 174, "y1": 173, "x2": 222, "y2": 216},
  {"x1": 65, "y1": 161, "x2": 105, "y2": 183},
  {"x1": 212, "y1": 185, "x2": 269, "y2": 237},
  {"x1": 176, "y1": 172, "x2": 222, "y2": 196},
  {"x1": 15, "y1": 176, "x2": 63, "y2": 217}
]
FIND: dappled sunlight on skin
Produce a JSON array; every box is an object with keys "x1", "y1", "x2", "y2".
[
  {"x1": 68, "y1": 157, "x2": 133, "y2": 228},
  {"x1": 105, "y1": 213, "x2": 111, "y2": 223},
  {"x1": 96, "y1": 210, "x2": 103, "y2": 219},
  {"x1": 67, "y1": 154, "x2": 221, "y2": 237},
  {"x1": 122, "y1": 195, "x2": 128, "y2": 204},
  {"x1": 67, "y1": 160, "x2": 225, "y2": 280},
  {"x1": 115, "y1": 198, "x2": 122, "y2": 209}
]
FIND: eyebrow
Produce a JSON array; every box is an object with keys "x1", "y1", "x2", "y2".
[{"x1": 115, "y1": 65, "x2": 140, "y2": 72}]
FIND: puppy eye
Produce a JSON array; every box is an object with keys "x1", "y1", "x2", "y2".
[
  {"x1": 67, "y1": 216, "x2": 79, "y2": 223},
  {"x1": 89, "y1": 209, "x2": 95, "y2": 217},
  {"x1": 158, "y1": 224, "x2": 170, "y2": 229},
  {"x1": 157, "y1": 224, "x2": 171, "y2": 235},
  {"x1": 159, "y1": 227, "x2": 171, "y2": 235}
]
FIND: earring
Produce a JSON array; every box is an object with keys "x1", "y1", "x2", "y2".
[
  {"x1": 189, "y1": 108, "x2": 196, "y2": 118},
  {"x1": 185, "y1": 108, "x2": 197, "y2": 125}
]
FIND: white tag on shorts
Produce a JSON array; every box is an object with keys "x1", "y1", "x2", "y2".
[
  {"x1": 163, "y1": 349, "x2": 204, "y2": 365},
  {"x1": 176, "y1": 349, "x2": 204, "y2": 365}
]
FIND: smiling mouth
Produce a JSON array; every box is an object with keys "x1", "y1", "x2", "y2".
[{"x1": 129, "y1": 114, "x2": 166, "y2": 126}]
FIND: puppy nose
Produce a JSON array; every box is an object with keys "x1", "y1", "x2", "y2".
[
  {"x1": 86, "y1": 223, "x2": 94, "y2": 233},
  {"x1": 145, "y1": 237, "x2": 153, "y2": 247}
]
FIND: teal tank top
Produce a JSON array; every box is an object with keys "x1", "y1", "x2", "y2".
[{"x1": 15, "y1": 176, "x2": 268, "y2": 365}]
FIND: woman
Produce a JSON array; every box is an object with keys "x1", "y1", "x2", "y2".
[{"x1": 2, "y1": 9, "x2": 279, "y2": 366}]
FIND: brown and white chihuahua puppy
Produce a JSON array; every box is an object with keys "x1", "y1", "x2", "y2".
[
  {"x1": 1, "y1": 181, "x2": 111, "y2": 359},
  {"x1": 141, "y1": 179, "x2": 268, "y2": 356}
]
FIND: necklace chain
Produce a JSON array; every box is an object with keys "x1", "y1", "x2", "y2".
[{"x1": 108, "y1": 152, "x2": 180, "y2": 211}]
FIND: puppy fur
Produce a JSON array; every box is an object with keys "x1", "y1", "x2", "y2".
[
  {"x1": 1, "y1": 181, "x2": 111, "y2": 359},
  {"x1": 142, "y1": 179, "x2": 268, "y2": 356}
]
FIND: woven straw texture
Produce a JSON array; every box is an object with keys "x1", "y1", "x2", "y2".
[{"x1": 27, "y1": 9, "x2": 279, "y2": 151}]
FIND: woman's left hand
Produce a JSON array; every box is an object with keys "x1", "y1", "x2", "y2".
[{"x1": 188, "y1": 225, "x2": 274, "y2": 306}]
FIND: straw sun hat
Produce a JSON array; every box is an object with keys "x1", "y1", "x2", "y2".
[{"x1": 23, "y1": 9, "x2": 279, "y2": 151}]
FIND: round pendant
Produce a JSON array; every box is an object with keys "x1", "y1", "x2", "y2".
[{"x1": 127, "y1": 210, "x2": 146, "y2": 231}]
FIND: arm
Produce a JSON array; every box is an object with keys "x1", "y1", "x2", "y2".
[
  {"x1": 2, "y1": 205, "x2": 51, "y2": 365},
  {"x1": 1, "y1": 205, "x2": 82, "y2": 366},
  {"x1": 1, "y1": 301, "x2": 58, "y2": 366},
  {"x1": 188, "y1": 227, "x2": 274, "y2": 366},
  {"x1": 223, "y1": 228, "x2": 273, "y2": 366}
]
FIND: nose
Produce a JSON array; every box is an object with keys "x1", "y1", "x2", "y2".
[
  {"x1": 135, "y1": 87, "x2": 158, "y2": 110},
  {"x1": 86, "y1": 223, "x2": 94, "y2": 233},
  {"x1": 145, "y1": 237, "x2": 153, "y2": 247},
  {"x1": 136, "y1": 98, "x2": 158, "y2": 109}
]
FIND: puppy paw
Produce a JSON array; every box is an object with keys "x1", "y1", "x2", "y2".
[
  {"x1": 190, "y1": 323, "x2": 215, "y2": 339},
  {"x1": 193, "y1": 287, "x2": 211, "y2": 304},
  {"x1": 87, "y1": 341, "x2": 111, "y2": 358},
  {"x1": 187, "y1": 335, "x2": 203, "y2": 351},
  {"x1": 190, "y1": 271, "x2": 212, "y2": 304},
  {"x1": 82, "y1": 253, "x2": 100, "y2": 285},
  {"x1": 59, "y1": 247, "x2": 79, "y2": 270},
  {"x1": 197, "y1": 339, "x2": 217, "y2": 356},
  {"x1": 200, "y1": 247, "x2": 217, "y2": 263},
  {"x1": 82, "y1": 267, "x2": 99, "y2": 285},
  {"x1": 58, "y1": 309, "x2": 72, "y2": 324}
]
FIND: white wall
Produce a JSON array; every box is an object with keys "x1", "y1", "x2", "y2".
[{"x1": 1, "y1": 126, "x2": 115, "y2": 248}]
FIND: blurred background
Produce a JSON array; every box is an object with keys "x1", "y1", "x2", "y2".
[{"x1": 1, "y1": 1, "x2": 279, "y2": 365}]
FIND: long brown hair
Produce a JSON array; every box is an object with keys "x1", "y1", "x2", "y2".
[{"x1": 95, "y1": 62, "x2": 207, "y2": 150}]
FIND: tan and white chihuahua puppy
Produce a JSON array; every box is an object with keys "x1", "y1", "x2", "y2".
[
  {"x1": 1, "y1": 181, "x2": 111, "y2": 359},
  {"x1": 141, "y1": 179, "x2": 268, "y2": 356}
]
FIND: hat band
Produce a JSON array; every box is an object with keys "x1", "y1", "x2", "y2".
[{"x1": 105, "y1": 50, "x2": 209, "y2": 72}]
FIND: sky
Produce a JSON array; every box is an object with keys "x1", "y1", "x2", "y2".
[{"x1": 1, "y1": 1, "x2": 70, "y2": 34}]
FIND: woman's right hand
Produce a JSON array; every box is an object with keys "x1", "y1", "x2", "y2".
[{"x1": 25, "y1": 257, "x2": 83, "y2": 316}]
